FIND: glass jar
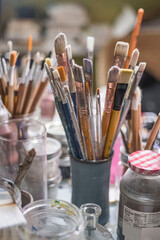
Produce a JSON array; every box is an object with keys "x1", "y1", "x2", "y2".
[
  {"x1": 46, "y1": 121, "x2": 71, "y2": 179},
  {"x1": 0, "y1": 118, "x2": 47, "y2": 201},
  {"x1": 46, "y1": 137, "x2": 62, "y2": 179},
  {"x1": 117, "y1": 150, "x2": 160, "y2": 240},
  {"x1": 48, "y1": 168, "x2": 62, "y2": 199},
  {"x1": 80, "y1": 203, "x2": 114, "y2": 240},
  {"x1": 22, "y1": 199, "x2": 85, "y2": 240}
]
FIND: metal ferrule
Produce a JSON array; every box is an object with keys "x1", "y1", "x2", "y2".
[
  {"x1": 9, "y1": 66, "x2": 15, "y2": 86},
  {"x1": 68, "y1": 60, "x2": 76, "y2": 93},
  {"x1": 104, "y1": 82, "x2": 117, "y2": 113}
]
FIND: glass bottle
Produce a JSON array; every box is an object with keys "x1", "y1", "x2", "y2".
[{"x1": 80, "y1": 203, "x2": 114, "y2": 240}]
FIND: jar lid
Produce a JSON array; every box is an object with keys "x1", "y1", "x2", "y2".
[
  {"x1": 128, "y1": 150, "x2": 160, "y2": 175},
  {"x1": 46, "y1": 121, "x2": 67, "y2": 145},
  {"x1": 46, "y1": 137, "x2": 62, "y2": 160}
]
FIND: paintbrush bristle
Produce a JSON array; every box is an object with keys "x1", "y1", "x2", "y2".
[
  {"x1": 97, "y1": 88, "x2": 100, "y2": 95},
  {"x1": 9, "y1": 51, "x2": 17, "y2": 66},
  {"x1": 34, "y1": 52, "x2": 40, "y2": 63},
  {"x1": 107, "y1": 66, "x2": 120, "y2": 83},
  {"x1": 131, "y1": 87, "x2": 139, "y2": 110},
  {"x1": 86, "y1": 82, "x2": 90, "y2": 94},
  {"x1": 7, "y1": 40, "x2": 13, "y2": 52},
  {"x1": 53, "y1": 69, "x2": 59, "y2": 80},
  {"x1": 66, "y1": 44, "x2": 72, "y2": 61},
  {"x1": 118, "y1": 69, "x2": 133, "y2": 84},
  {"x1": 45, "y1": 58, "x2": 52, "y2": 67},
  {"x1": 57, "y1": 66, "x2": 66, "y2": 82},
  {"x1": 72, "y1": 64, "x2": 83, "y2": 83},
  {"x1": 86, "y1": 36, "x2": 95, "y2": 52},
  {"x1": 129, "y1": 48, "x2": 139, "y2": 69},
  {"x1": 28, "y1": 35, "x2": 32, "y2": 52},
  {"x1": 54, "y1": 32, "x2": 67, "y2": 55},
  {"x1": 114, "y1": 41, "x2": 129, "y2": 57},
  {"x1": 138, "y1": 62, "x2": 146, "y2": 72},
  {"x1": 83, "y1": 58, "x2": 93, "y2": 74}
]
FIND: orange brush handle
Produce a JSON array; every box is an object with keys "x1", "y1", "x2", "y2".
[
  {"x1": 103, "y1": 109, "x2": 120, "y2": 158},
  {"x1": 102, "y1": 111, "x2": 111, "y2": 149},
  {"x1": 125, "y1": 8, "x2": 144, "y2": 69}
]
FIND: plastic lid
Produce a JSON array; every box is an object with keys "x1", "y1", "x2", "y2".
[
  {"x1": 46, "y1": 137, "x2": 62, "y2": 160},
  {"x1": 128, "y1": 150, "x2": 160, "y2": 175}
]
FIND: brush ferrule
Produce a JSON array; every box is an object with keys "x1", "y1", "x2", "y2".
[
  {"x1": 67, "y1": 61, "x2": 76, "y2": 93},
  {"x1": 104, "y1": 82, "x2": 117, "y2": 112},
  {"x1": 114, "y1": 55, "x2": 126, "y2": 68},
  {"x1": 9, "y1": 66, "x2": 15, "y2": 86},
  {"x1": 113, "y1": 84, "x2": 128, "y2": 111}
]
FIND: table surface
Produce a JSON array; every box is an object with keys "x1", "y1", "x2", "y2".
[{"x1": 57, "y1": 178, "x2": 118, "y2": 240}]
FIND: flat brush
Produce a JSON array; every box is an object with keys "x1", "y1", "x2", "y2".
[
  {"x1": 145, "y1": 113, "x2": 160, "y2": 150},
  {"x1": 128, "y1": 48, "x2": 139, "y2": 70},
  {"x1": 86, "y1": 36, "x2": 95, "y2": 61},
  {"x1": 73, "y1": 64, "x2": 93, "y2": 160},
  {"x1": 102, "y1": 66, "x2": 120, "y2": 149},
  {"x1": 54, "y1": 32, "x2": 68, "y2": 79},
  {"x1": 8, "y1": 51, "x2": 17, "y2": 114},
  {"x1": 103, "y1": 68, "x2": 133, "y2": 158},
  {"x1": 125, "y1": 8, "x2": 144, "y2": 68},
  {"x1": 113, "y1": 41, "x2": 129, "y2": 68}
]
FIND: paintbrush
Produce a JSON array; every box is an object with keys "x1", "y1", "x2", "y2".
[
  {"x1": 0, "y1": 58, "x2": 7, "y2": 97},
  {"x1": 73, "y1": 64, "x2": 93, "y2": 160},
  {"x1": 131, "y1": 87, "x2": 139, "y2": 151},
  {"x1": 96, "y1": 88, "x2": 102, "y2": 159},
  {"x1": 125, "y1": 8, "x2": 144, "y2": 69},
  {"x1": 103, "y1": 69, "x2": 133, "y2": 158},
  {"x1": 86, "y1": 36, "x2": 95, "y2": 61},
  {"x1": 137, "y1": 86, "x2": 142, "y2": 150},
  {"x1": 102, "y1": 66, "x2": 120, "y2": 149},
  {"x1": 113, "y1": 41, "x2": 129, "y2": 68},
  {"x1": 145, "y1": 113, "x2": 160, "y2": 150},
  {"x1": 27, "y1": 35, "x2": 32, "y2": 60},
  {"x1": 54, "y1": 32, "x2": 68, "y2": 79},
  {"x1": 8, "y1": 51, "x2": 17, "y2": 114},
  {"x1": 15, "y1": 60, "x2": 30, "y2": 114},
  {"x1": 66, "y1": 44, "x2": 77, "y2": 115},
  {"x1": 114, "y1": 62, "x2": 146, "y2": 142},
  {"x1": 128, "y1": 48, "x2": 139, "y2": 70}
]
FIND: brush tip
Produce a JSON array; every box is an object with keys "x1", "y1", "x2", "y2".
[
  {"x1": 54, "y1": 32, "x2": 67, "y2": 55},
  {"x1": 108, "y1": 66, "x2": 120, "y2": 83},
  {"x1": 138, "y1": 62, "x2": 146, "y2": 72},
  {"x1": 72, "y1": 64, "x2": 83, "y2": 83},
  {"x1": 83, "y1": 58, "x2": 93, "y2": 74},
  {"x1": 28, "y1": 35, "x2": 32, "y2": 52},
  {"x1": 119, "y1": 69, "x2": 133, "y2": 84},
  {"x1": 129, "y1": 48, "x2": 139, "y2": 69},
  {"x1": 66, "y1": 44, "x2": 72, "y2": 60},
  {"x1": 9, "y1": 51, "x2": 17, "y2": 66},
  {"x1": 57, "y1": 66, "x2": 66, "y2": 82},
  {"x1": 114, "y1": 41, "x2": 129, "y2": 57},
  {"x1": 86, "y1": 82, "x2": 90, "y2": 94},
  {"x1": 97, "y1": 88, "x2": 100, "y2": 95},
  {"x1": 45, "y1": 58, "x2": 52, "y2": 67},
  {"x1": 53, "y1": 69, "x2": 59, "y2": 80},
  {"x1": 138, "y1": 8, "x2": 144, "y2": 15},
  {"x1": 86, "y1": 36, "x2": 95, "y2": 52}
]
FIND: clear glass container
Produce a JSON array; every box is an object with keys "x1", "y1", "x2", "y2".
[
  {"x1": 46, "y1": 137, "x2": 62, "y2": 179},
  {"x1": 80, "y1": 203, "x2": 114, "y2": 240},
  {"x1": 47, "y1": 168, "x2": 62, "y2": 199},
  {"x1": 117, "y1": 153, "x2": 160, "y2": 240},
  {"x1": 46, "y1": 121, "x2": 71, "y2": 179},
  {"x1": 0, "y1": 118, "x2": 47, "y2": 201},
  {"x1": 22, "y1": 199, "x2": 85, "y2": 240}
]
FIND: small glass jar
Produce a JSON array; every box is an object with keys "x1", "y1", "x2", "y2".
[
  {"x1": 46, "y1": 137, "x2": 62, "y2": 179},
  {"x1": 47, "y1": 168, "x2": 62, "y2": 199},
  {"x1": 80, "y1": 203, "x2": 114, "y2": 240},
  {"x1": 23, "y1": 199, "x2": 85, "y2": 240},
  {"x1": 46, "y1": 121, "x2": 71, "y2": 179},
  {"x1": 117, "y1": 150, "x2": 160, "y2": 240}
]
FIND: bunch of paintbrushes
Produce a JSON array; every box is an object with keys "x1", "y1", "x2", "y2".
[
  {"x1": 0, "y1": 35, "x2": 49, "y2": 117},
  {"x1": 45, "y1": 8, "x2": 146, "y2": 161}
]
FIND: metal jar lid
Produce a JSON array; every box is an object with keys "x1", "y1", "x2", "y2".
[{"x1": 46, "y1": 137, "x2": 62, "y2": 161}]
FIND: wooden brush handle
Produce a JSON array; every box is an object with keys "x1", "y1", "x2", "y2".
[
  {"x1": 145, "y1": 114, "x2": 160, "y2": 150},
  {"x1": 80, "y1": 115, "x2": 93, "y2": 160},
  {"x1": 23, "y1": 84, "x2": 39, "y2": 114},
  {"x1": 8, "y1": 85, "x2": 14, "y2": 114},
  {"x1": 15, "y1": 83, "x2": 25, "y2": 114},
  {"x1": 131, "y1": 109, "x2": 139, "y2": 151},
  {"x1": 102, "y1": 111, "x2": 111, "y2": 150},
  {"x1": 103, "y1": 109, "x2": 120, "y2": 158},
  {"x1": 30, "y1": 79, "x2": 49, "y2": 113},
  {"x1": 22, "y1": 81, "x2": 33, "y2": 113}
]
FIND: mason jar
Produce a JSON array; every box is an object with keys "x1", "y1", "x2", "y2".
[{"x1": 117, "y1": 150, "x2": 160, "y2": 240}]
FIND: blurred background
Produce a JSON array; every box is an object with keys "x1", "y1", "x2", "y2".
[{"x1": 0, "y1": 0, "x2": 160, "y2": 114}]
